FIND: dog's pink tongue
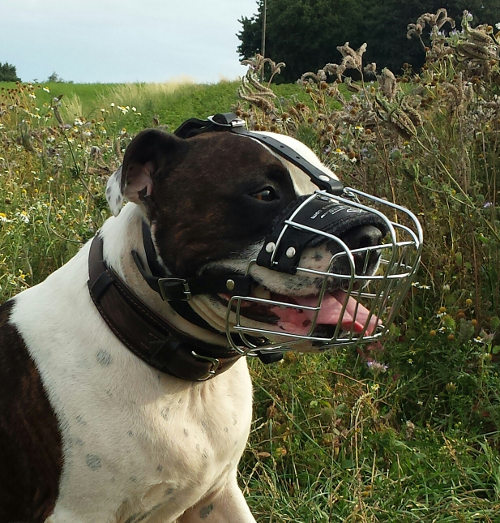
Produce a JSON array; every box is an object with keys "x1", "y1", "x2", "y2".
[{"x1": 271, "y1": 290, "x2": 379, "y2": 336}]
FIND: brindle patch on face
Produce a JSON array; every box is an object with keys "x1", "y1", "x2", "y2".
[
  {"x1": 0, "y1": 300, "x2": 63, "y2": 521},
  {"x1": 120, "y1": 131, "x2": 296, "y2": 278}
]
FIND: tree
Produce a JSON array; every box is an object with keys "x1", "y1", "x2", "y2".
[
  {"x1": 0, "y1": 62, "x2": 21, "y2": 82},
  {"x1": 237, "y1": 0, "x2": 265, "y2": 60},
  {"x1": 237, "y1": 0, "x2": 500, "y2": 82},
  {"x1": 47, "y1": 72, "x2": 63, "y2": 83}
]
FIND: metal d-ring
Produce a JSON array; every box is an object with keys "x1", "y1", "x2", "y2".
[{"x1": 191, "y1": 351, "x2": 220, "y2": 381}]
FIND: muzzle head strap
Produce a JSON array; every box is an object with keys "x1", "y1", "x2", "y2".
[
  {"x1": 257, "y1": 193, "x2": 389, "y2": 274},
  {"x1": 174, "y1": 113, "x2": 345, "y2": 195}
]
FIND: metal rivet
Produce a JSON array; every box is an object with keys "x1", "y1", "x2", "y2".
[
  {"x1": 319, "y1": 174, "x2": 330, "y2": 182},
  {"x1": 265, "y1": 242, "x2": 276, "y2": 253},
  {"x1": 226, "y1": 279, "x2": 235, "y2": 291},
  {"x1": 286, "y1": 247, "x2": 296, "y2": 258}
]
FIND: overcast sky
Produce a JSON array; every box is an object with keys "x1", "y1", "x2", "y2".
[{"x1": 1, "y1": 0, "x2": 260, "y2": 83}]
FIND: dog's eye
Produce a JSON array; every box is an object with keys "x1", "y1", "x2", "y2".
[{"x1": 252, "y1": 187, "x2": 278, "y2": 202}]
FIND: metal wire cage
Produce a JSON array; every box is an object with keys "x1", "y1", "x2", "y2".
[{"x1": 225, "y1": 189, "x2": 423, "y2": 356}]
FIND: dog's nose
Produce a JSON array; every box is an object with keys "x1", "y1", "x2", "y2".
[
  {"x1": 339, "y1": 224, "x2": 385, "y2": 277},
  {"x1": 344, "y1": 224, "x2": 384, "y2": 250}
]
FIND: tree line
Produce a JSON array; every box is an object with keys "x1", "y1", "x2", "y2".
[
  {"x1": 0, "y1": 63, "x2": 20, "y2": 82},
  {"x1": 0, "y1": 65, "x2": 68, "y2": 83},
  {"x1": 237, "y1": 0, "x2": 500, "y2": 81}
]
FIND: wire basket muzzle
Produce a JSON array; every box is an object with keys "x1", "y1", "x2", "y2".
[{"x1": 226, "y1": 190, "x2": 423, "y2": 355}]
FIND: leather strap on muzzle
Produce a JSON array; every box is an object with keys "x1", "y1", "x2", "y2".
[
  {"x1": 257, "y1": 194, "x2": 389, "y2": 274},
  {"x1": 132, "y1": 221, "x2": 252, "y2": 303}
]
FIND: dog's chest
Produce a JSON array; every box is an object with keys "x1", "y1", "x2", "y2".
[
  {"x1": 50, "y1": 336, "x2": 251, "y2": 520},
  {"x1": 56, "y1": 372, "x2": 252, "y2": 521},
  {"x1": 9, "y1": 250, "x2": 253, "y2": 521},
  {"x1": 94, "y1": 375, "x2": 252, "y2": 521}
]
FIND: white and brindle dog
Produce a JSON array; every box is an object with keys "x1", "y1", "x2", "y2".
[{"x1": 0, "y1": 120, "x2": 398, "y2": 522}]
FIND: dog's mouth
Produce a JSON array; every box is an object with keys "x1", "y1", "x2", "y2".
[{"x1": 218, "y1": 282, "x2": 380, "y2": 339}]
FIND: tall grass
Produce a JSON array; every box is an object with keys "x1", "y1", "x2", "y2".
[
  {"x1": 235, "y1": 9, "x2": 500, "y2": 521},
  {"x1": 0, "y1": 78, "x2": 245, "y2": 298},
  {"x1": 60, "y1": 78, "x2": 196, "y2": 121},
  {"x1": 0, "y1": 8, "x2": 499, "y2": 521}
]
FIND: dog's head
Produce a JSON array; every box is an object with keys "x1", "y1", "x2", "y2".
[{"x1": 107, "y1": 126, "x2": 421, "y2": 354}]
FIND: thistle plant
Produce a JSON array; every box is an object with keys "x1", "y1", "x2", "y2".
[
  {"x1": 406, "y1": 7, "x2": 456, "y2": 49},
  {"x1": 238, "y1": 8, "x2": 499, "y2": 346}
]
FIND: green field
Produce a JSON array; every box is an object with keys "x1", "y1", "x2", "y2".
[
  {"x1": 0, "y1": 79, "x2": 307, "y2": 131},
  {"x1": 1, "y1": 22, "x2": 499, "y2": 521}
]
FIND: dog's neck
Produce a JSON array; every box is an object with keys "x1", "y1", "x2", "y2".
[{"x1": 98, "y1": 203, "x2": 228, "y2": 348}]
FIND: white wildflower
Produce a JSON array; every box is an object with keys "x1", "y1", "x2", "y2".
[
  {"x1": 16, "y1": 211, "x2": 29, "y2": 223},
  {"x1": 367, "y1": 361, "x2": 388, "y2": 373}
]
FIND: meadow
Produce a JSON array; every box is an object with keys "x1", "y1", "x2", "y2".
[{"x1": 0, "y1": 9, "x2": 499, "y2": 522}]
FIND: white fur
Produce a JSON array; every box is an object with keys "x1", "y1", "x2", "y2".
[
  {"x1": 10, "y1": 132, "x2": 338, "y2": 521},
  {"x1": 106, "y1": 166, "x2": 124, "y2": 216},
  {"x1": 11, "y1": 203, "x2": 254, "y2": 522}
]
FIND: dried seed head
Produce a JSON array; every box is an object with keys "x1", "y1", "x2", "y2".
[
  {"x1": 363, "y1": 63, "x2": 377, "y2": 75},
  {"x1": 336, "y1": 42, "x2": 367, "y2": 71},
  {"x1": 378, "y1": 68, "x2": 397, "y2": 100},
  {"x1": 407, "y1": 8, "x2": 455, "y2": 39}
]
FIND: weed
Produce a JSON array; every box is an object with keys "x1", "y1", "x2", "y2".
[{"x1": 237, "y1": 8, "x2": 500, "y2": 521}]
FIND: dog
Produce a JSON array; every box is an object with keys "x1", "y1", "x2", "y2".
[{"x1": 0, "y1": 115, "x2": 409, "y2": 522}]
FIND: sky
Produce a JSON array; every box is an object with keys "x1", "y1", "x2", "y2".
[{"x1": 0, "y1": 0, "x2": 260, "y2": 84}]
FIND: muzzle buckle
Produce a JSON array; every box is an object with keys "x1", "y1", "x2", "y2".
[{"x1": 158, "y1": 278, "x2": 192, "y2": 302}]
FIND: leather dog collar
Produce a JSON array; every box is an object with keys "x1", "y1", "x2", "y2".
[
  {"x1": 87, "y1": 234, "x2": 241, "y2": 381},
  {"x1": 131, "y1": 221, "x2": 284, "y2": 365}
]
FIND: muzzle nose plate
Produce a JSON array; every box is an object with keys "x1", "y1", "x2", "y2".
[{"x1": 257, "y1": 192, "x2": 389, "y2": 274}]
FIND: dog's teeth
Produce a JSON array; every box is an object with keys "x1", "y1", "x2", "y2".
[{"x1": 254, "y1": 286, "x2": 271, "y2": 300}]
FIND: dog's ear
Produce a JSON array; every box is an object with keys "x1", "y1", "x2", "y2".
[
  {"x1": 106, "y1": 129, "x2": 185, "y2": 216},
  {"x1": 106, "y1": 166, "x2": 125, "y2": 216}
]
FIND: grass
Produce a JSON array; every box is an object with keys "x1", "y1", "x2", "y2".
[
  {"x1": 234, "y1": 12, "x2": 500, "y2": 520},
  {"x1": 241, "y1": 351, "x2": 500, "y2": 521},
  {"x1": 0, "y1": 9, "x2": 499, "y2": 521},
  {"x1": 1, "y1": 78, "x2": 311, "y2": 132}
]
